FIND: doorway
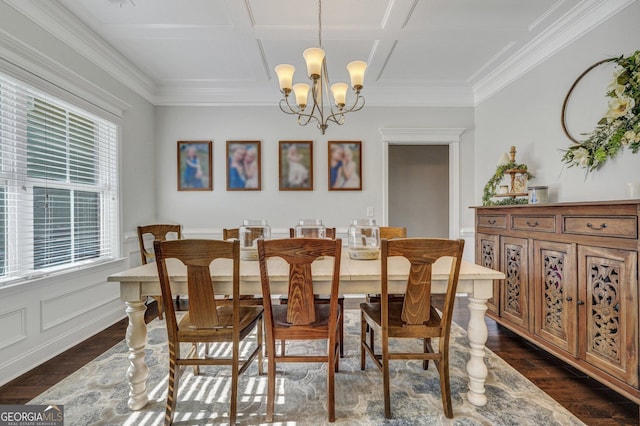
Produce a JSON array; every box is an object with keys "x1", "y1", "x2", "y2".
[{"x1": 388, "y1": 145, "x2": 449, "y2": 237}]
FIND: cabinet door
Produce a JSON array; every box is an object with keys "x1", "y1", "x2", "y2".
[
  {"x1": 500, "y1": 236, "x2": 529, "y2": 331},
  {"x1": 476, "y1": 233, "x2": 500, "y2": 314},
  {"x1": 532, "y1": 240, "x2": 578, "y2": 356},
  {"x1": 578, "y1": 246, "x2": 638, "y2": 387}
]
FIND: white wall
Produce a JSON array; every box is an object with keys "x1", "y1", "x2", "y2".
[
  {"x1": 155, "y1": 105, "x2": 475, "y2": 235},
  {"x1": 0, "y1": 2, "x2": 156, "y2": 385},
  {"x1": 475, "y1": 2, "x2": 640, "y2": 203}
]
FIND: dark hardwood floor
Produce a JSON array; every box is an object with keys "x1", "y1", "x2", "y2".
[{"x1": 0, "y1": 296, "x2": 637, "y2": 425}]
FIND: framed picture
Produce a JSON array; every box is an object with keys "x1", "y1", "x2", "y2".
[
  {"x1": 279, "y1": 141, "x2": 313, "y2": 191},
  {"x1": 226, "y1": 141, "x2": 261, "y2": 190},
  {"x1": 328, "y1": 141, "x2": 362, "y2": 190},
  {"x1": 177, "y1": 140, "x2": 212, "y2": 191}
]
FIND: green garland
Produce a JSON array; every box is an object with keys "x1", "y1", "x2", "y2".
[{"x1": 482, "y1": 162, "x2": 534, "y2": 206}]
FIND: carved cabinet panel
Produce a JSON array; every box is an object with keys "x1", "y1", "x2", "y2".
[
  {"x1": 476, "y1": 233, "x2": 500, "y2": 314},
  {"x1": 500, "y1": 236, "x2": 529, "y2": 331},
  {"x1": 532, "y1": 240, "x2": 577, "y2": 356},
  {"x1": 578, "y1": 246, "x2": 638, "y2": 387}
]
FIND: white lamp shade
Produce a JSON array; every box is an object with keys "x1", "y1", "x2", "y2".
[
  {"x1": 331, "y1": 82, "x2": 348, "y2": 106},
  {"x1": 293, "y1": 83, "x2": 310, "y2": 108},
  {"x1": 275, "y1": 64, "x2": 295, "y2": 91},
  {"x1": 347, "y1": 60, "x2": 367, "y2": 88},
  {"x1": 303, "y1": 47, "x2": 325, "y2": 78}
]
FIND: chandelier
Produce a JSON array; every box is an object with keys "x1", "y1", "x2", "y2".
[{"x1": 274, "y1": 0, "x2": 367, "y2": 134}]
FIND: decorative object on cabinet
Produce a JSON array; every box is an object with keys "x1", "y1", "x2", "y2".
[
  {"x1": 279, "y1": 141, "x2": 313, "y2": 190},
  {"x1": 226, "y1": 141, "x2": 261, "y2": 191},
  {"x1": 561, "y1": 51, "x2": 640, "y2": 172},
  {"x1": 328, "y1": 141, "x2": 362, "y2": 190},
  {"x1": 474, "y1": 200, "x2": 639, "y2": 405},
  {"x1": 482, "y1": 146, "x2": 534, "y2": 206},
  {"x1": 177, "y1": 141, "x2": 212, "y2": 191}
]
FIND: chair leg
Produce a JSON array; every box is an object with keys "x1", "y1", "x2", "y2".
[
  {"x1": 368, "y1": 323, "x2": 375, "y2": 354},
  {"x1": 439, "y1": 355, "x2": 453, "y2": 418},
  {"x1": 423, "y1": 338, "x2": 433, "y2": 370},
  {"x1": 382, "y1": 332, "x2": 391, "y2": 419},
  {"x1": 155, "y1": 296, "x2": 164, "y2": 320},
  {"x1": 339, "y1": 300, "x2": 344, "y2": 358},
  {"x1": 328, "y1": 343, "x2": 336, "y2": 422},
  {"x1": 360, "y1": 311, "x2": 367, "y2": 370},
  {"x1": 230, "y1": 335, "x2": 239, "y2": 425},
  {"x1": 165, "y1": 344, "x2": 179, "y2": 425},
  {"x1": 257, "y1": 317, "x2": 264, "y2": 376},
  {"x1": 266, "y1": 337, "x2": 277, "y2": 423},
  {"x1": 280, "y1": 339, "x2": 285, "y2": 356}
]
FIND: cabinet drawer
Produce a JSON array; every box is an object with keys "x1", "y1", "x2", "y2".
[
  {"x1": 563, "y1": 216, "x2": 637, "y2": 239},
  {"x1": 478, "y1": 214, "x2": 507, "y2": 229},
  {"x1": 511, "y1": 215, "x2": 555, "y2": 232}
]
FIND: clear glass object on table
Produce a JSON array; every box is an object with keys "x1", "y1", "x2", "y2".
[
  {"x1": 295, "y1": 218, "x2": 326, "y2": 238},
  {"x1": 348, "y1": 218, "x2": 380, "y2": 260},
  {"x1": 239, "y1": 219, "x2": 270, "y2": 260}
]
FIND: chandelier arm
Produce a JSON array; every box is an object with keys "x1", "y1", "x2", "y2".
[{"x1": 278, "y1": 97, "x2": 304, "y2": 116}]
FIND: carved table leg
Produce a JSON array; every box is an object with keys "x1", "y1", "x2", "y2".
[
  {"x1": 466, "y1": 296, "x2": 489, "y2": 406},
  {"x1": 125, "y1": 300, "x2": 149, "y2": 410}
]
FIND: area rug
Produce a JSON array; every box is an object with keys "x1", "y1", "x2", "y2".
[{"x1": 30, "y1": 310, "x2": 584, "y2": 425}]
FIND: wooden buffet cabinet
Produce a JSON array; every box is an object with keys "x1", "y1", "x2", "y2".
[{"x1": 474, "y1": 200, "x2": 640, "y2": 403}]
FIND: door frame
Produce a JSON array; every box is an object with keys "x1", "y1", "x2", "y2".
[{"x1": 379, "y1": 128, "x2": 465, "y2": 239}]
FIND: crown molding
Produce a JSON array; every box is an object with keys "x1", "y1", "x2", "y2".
[
  {"x1": 0, "y1": 28, "x2": 130, "y2": 118},
  {"x1": 4, "y1": 0, "x2": 157, "y2": 104},
  {"x1": 472, "y1": 0, "x2": 637, "y2": 105},
  {"x1": 378, "y1": 128, "x2": 465, "y2": 143}
]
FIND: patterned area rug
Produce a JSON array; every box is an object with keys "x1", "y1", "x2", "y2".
[{"x1": 30, "y1": 310, "x2": 584, "y2": 425}]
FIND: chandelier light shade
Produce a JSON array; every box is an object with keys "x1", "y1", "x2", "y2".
[{"x1": 275, "y1": 0, "x2": 366, "y2": 134}]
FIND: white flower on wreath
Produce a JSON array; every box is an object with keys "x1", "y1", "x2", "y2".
[
  {"x1": 605, "y1": 96, "x2": 636, "y2": 122},
  {"x1": 623, "y1": 130, "x2": 636, "y2": 145},
  {"x1": 608, "y1": 68, "x2": 626, "y2": 96},
  {"x1": 572, "y1": 147, "x2": 591, "y2": 167}
]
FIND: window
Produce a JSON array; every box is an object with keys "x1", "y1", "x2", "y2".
[{"x1": 0, "y1": 71, "x2": 119, "y2": 284}]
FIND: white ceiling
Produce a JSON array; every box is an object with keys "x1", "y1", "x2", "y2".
[{"x1": 6, "y1": 0, "x2": 634, "y2": 106}]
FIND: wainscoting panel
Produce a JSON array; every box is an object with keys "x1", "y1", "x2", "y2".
[{"x1": 0, "y1": 307, "x2": 27, "y2": 350}]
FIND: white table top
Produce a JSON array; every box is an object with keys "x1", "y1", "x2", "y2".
[{"x1": 108, "y1": 252, "x2": 504, "y2": 299}]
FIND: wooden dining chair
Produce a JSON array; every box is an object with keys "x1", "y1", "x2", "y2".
[
  {"x1": 154, "y1": 238, "x2": 264, "y2": 425},
  {"x1": 137, "y1": 224, "x2": 182, "y2": 319},
  {"x1": 281, "y1": 227, "x2": 344, "y2": 357},
  {"x1": 258, "y1": 238, "x2": 342, "y2": 422},
  {"x1": 360, "y1": 238, "x2": 464, "y2": 419}
]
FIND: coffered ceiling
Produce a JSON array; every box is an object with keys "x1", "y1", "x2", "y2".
[{"x1": 4, "y1": 0, "x2": 634, "y2": 106}]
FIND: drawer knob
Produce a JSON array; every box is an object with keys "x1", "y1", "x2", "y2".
[
  {"x1": 586, "y1": 222, "x2": 607, "y2": 231},
  {"x1": 487, "y1": 219, "x2": 496, "y2": 225},
  {"x1": 577, "y1": 300, "x2": 585, "y2": 306},
  {"x1": 566, "y1": 296, "x2": 573, "y2": 302},
  {"x1": 526, "y1": 221, "x2": 539, "y2": 227}
]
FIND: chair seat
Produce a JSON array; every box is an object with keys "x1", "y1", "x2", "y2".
[
  {"x1": 360, "y1": 302, "x2": 443, "y2": 338},
  {"x1": 177, "y1": 305, "x2": 263, "y2": 342},
  {"x1": 272, "y1": 304, "x2": 339, "y2": 339}
]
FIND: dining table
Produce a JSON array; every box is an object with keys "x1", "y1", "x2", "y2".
[{"x1": 108, "y1": 250, "x2": 504, "y2": 411}]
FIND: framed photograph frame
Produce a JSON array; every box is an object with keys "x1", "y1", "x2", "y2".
[
  {"x1": 226, "y1": 141, "x2": 261, "y2": 191},
  {"x1": 328, "y1": 141, "x2": 362, "y2": 191},
  {"x1": 279, "y1": 141, "x2": 313, "y2": 191},
  {"x1": 177, "y1": 140, "x2": 212, "y2": 191}
]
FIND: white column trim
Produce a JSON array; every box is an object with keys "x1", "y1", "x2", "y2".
[{"x1": 379, "y1": 128, "x2": 465, "y2": 239}]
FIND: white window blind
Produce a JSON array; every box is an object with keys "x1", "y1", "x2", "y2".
[{"x1": 0, "y1": 71, "x2": 119, "y2": 284}]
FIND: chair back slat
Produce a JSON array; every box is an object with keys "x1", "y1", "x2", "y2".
[
  {"x1": 187, "y1": 264, "x2": 220, "y2": 327},
  {"x1": 287, "y1": 263, "x2": 316, "y2": 324},
  {"x1": 223, "y1": 228, "x2": 239, "y2": 240},
  {"x1": 401, "y1": 263, "x2": 432, "y2": 324}
]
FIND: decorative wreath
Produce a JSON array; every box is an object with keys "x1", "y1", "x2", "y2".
[{"x1": 561, "y1": 51, "x2": 640, "y2": 172}]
